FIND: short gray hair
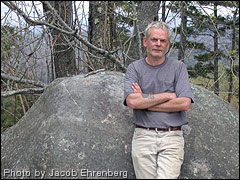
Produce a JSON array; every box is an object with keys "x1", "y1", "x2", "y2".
[{"x1": 145, "y1": 21, "x2": 171, "y2": 40}]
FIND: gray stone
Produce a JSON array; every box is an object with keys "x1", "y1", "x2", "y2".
[
  {"x1": 179, "y1": 83, "x2": 239, "y2": 179},
  {"x1": 1, "y1": 71, "x2": 239, "y2": 179}
]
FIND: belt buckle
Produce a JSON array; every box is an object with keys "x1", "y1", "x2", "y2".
[
  {"x1": 154, "y1": 127, "x2": 171, "y2": 133},
  {"x1": 155, "y1": 127, "x2": 165, "y2": 133}
]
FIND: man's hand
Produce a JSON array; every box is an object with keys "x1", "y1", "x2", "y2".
[
  {"x1": 131, "y1": 82, "x2": 143, "y2": 93},
  {"x1": 127, "y1": 82, "x2": 177, "y2": 109},
  {"x1": 131, "y1": 82, "x2": 176, "y2": 99}
]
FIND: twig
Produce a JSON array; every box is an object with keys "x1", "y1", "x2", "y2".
[{"x1": 84, "y1": 69, "x2": 106, "y2": 78}]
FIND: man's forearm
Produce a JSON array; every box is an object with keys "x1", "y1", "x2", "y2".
[
  {"x1": 126, "y1": 92, "x2": 176, "y2": 109},
  {"x1": 148, "y1": 97, "x2": 191, "y2": 112}
]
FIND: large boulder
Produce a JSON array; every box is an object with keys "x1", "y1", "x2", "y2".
[
  {"x1": 1, "y1": 71, "x2": 239, "y2": 179},
  {"x1": 179, "y1": 83, "x2": 239, "y2": 179}
]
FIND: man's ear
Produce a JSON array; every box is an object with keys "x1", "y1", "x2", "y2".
[
  {"x1": 143, "y1": 36, "x2": 147, "y2": 47},
  {"x1": 167, "y1": 41, "x2": 170, "y2": 49},
  {"x1": 165, "y1": 41, "x2": 171, "y2": 55}
]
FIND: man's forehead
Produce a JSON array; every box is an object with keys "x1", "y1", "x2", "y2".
[
  {"x1": 150, "y1": 27, "x2": 169, "y2": 32},
  {"x1": 149, "y1": 33, "x2": 169, "y2": 40}
]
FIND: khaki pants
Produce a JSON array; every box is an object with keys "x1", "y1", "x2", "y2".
[{"x1": 132, "y1": 128, "x2": 184, "y2": 179}]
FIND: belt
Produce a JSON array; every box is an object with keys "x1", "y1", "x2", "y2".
[{"x1": 136, "y1": 125, "x2": 182, "y2": 132}]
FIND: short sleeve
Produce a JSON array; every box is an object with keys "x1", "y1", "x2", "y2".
[
  {"x1": 123, "y1": 63, "x2": 139, "y2": 106},
  {"x1": 175, "y1": 62, "x2": 194, "y2": 103}
]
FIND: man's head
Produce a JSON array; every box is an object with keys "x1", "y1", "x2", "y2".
[
  {"x1": 144, "y1": 21, "x2": 171, "y2": 40},
  {"x1": 143, "y1": 21, "x2": 171, "y2": 59}
]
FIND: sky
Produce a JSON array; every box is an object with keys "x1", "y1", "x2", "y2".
[{"x1": 1, "y1": 1, "x2": 235, "y2": 27}]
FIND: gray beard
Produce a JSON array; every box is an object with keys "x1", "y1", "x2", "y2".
[{"x1": 147, "y1": 49, "x2": 166, "y2": 59}]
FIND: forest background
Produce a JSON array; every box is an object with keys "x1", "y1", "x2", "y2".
[{"x1": 1, "y1": 1, "x2": 239, "y2": 132}]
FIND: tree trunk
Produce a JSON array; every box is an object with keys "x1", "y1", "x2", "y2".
[
  {"x1": 88, "y1": 1, "x2": 116, "y2": 71},
  {"x1": 127, "y1": 1, "x2": 161, "y2": 66},
  {"x1": 162, "y1": 1, "x2": 166, "y2": 22},
  {"x1": 43, "y1": 1, "x2": 76, "y2": 78},
  {"x1": 178, "y1": 2, "x2": 187, "y2": 62},
  {"x1": 228, "y1": 8, "x2": 237, "y2": 102},
  {"x1": 213, "y1": 3, "x2": 219, "y2": 95},
  {"x1": 108, "y1": 2, "x2": 117, "y2": 51},
  {"x1": 88, "y1": 1, "x2": 104, "y2": 71}
]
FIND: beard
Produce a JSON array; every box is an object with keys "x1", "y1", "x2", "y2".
[{"x1": 147, "y1": 48, "x2": 167, "y2": 59}]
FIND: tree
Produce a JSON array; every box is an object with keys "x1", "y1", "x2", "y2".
[
  {"x1": 196, "y1": 1, "x2": 239, "y2": 96},
  {"x1": 88, "y1": 1, "x2": 117, "y2": 71},
  {"x1": 161, "y1": 1, "x2": 166, "y2": 22},
  {"x1": 228, "y1": 2, "x2": 239, "y2": 102},
  {"x1": 168, "y1": 1, "x2": 206, "y2": 63},
  {"x1": 127, "y1": 1, "x2": 161, "y2": 66},
  {"x1": 212, "y1": 2, "x2": 219, "y2": 95},
  {"x1": 42, "y1": 1, "x2": 76, "y2": 78},
  {"x1": 178, "y1": 2, "x2": 187, "y2": 62}
]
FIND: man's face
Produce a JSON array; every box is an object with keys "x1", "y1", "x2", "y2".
[{"x1": 143, "y1": 27, "x2": 170, "y2": 59}]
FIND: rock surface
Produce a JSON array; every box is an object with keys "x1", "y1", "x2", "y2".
[
  {"x1": 1, "y1": 71, "x2": 239, "y2": 179},
  {"x1": 179, "y1": 83, "x2": 239, "y2": 179}
]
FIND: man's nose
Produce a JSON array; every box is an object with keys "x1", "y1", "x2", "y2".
[{"x1": 156, "y1": 40, "x2": 161, "y2": 46}]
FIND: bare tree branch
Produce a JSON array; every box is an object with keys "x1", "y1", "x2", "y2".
[
  {"x1": 2, "y1": 1, "x2": 126, "y2": 72},
  {"x1": 1, "y1": 73, "x2": 46, "y2": 87},
  {"x1": 1, "y1": 88, "x2": 44, "y2": 97}
]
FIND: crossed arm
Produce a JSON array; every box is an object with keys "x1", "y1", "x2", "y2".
[{"x1": 126, "y1": 83, "x2": 191, "y2": 112}]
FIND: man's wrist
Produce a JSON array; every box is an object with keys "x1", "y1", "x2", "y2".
[{"x1": 163, "y1": 92, "x2": 177, "y2": 100}]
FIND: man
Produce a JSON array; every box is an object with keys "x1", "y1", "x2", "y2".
[{"x1": 123, "y1": 21, "x2": 194, "y2": 179}]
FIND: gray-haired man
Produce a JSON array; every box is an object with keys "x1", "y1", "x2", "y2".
[{"x1": 124, "y1": 21, "x2": 194, "y2": 179}]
